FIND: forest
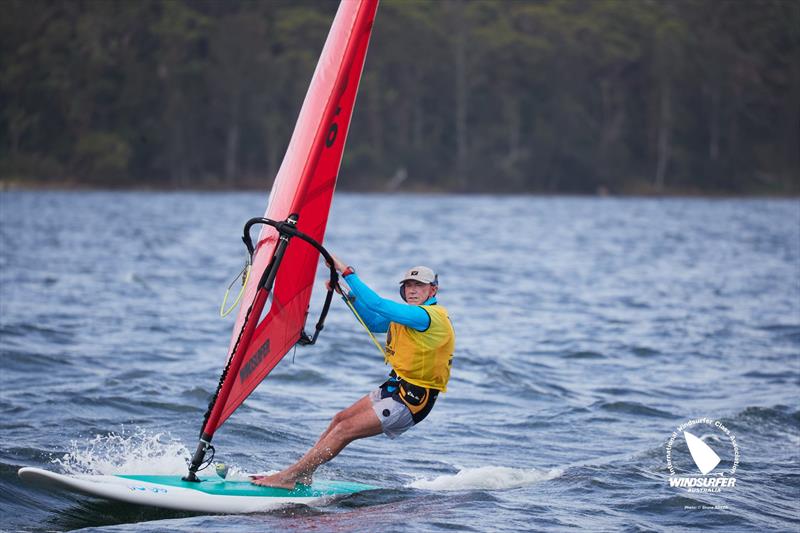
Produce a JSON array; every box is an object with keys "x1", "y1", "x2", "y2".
[{"x1": 1, "y1": 0, "x2": 798, "y2": 194}]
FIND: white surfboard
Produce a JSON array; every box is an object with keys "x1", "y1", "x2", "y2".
[{"x1": 18, "y1": 467, "x2": 376, "y2": 513}]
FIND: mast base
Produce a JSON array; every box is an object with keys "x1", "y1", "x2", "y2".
[
  {"x1": 183, "y1": 436, "x2": 212, "y2": 482},
  {"x1": 181, "y1": 472, "x2": 200, "y2": 483}
]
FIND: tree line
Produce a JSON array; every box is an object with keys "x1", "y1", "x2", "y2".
[{"x1": 1, "y1": 0, "x2": 798, "y2": 194}]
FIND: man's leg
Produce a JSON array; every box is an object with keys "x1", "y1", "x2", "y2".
[
  {"x1": 312, "y1": 395, "x2": 373, "y2": 446},
  {"x1": 252, "y1": 395, "x2": 382, "y2": 489}
]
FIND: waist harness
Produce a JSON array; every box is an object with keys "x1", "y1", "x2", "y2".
[{"x1": 382, "y1": 371, "x2": 438, "y2": 424}]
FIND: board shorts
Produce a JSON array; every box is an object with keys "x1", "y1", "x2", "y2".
[{"x1": 369, "y1": 373, "x2": 438, "y2": 439}]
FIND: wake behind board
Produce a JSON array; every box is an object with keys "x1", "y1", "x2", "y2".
[{"x1": 18, "y1": 467, "x2": 376, "y2": 513}]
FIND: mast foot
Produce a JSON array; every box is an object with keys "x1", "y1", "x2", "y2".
[{"x1": 183, "y1": 437, "x2": 212, "y2": 482}]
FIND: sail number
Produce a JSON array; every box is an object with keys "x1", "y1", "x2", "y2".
[{"x1": 325, "y1": 107, "x2": 342, "y2": 148}]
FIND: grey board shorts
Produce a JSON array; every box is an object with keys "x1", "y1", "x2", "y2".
[{"x1": 368, "y1": 387, "x2": 414, "y2": 439}]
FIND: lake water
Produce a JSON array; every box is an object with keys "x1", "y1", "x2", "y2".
[{"x1": 1, "y1": 192, "x2": 798, "y2": 532}]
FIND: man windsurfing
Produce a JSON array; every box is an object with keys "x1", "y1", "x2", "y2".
[{"x1": 252, "y1": 255, "x2": 455, "y2": 489}]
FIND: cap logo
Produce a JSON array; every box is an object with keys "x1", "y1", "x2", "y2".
[{"x1": 411, "y1": 270, "x2": 418, "y2": 275}]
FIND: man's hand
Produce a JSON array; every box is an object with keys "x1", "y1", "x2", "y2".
[
  {"x1": 326, "y1": 279, "x2": 344, "y2": 295},
  {"x1": 328, "y1": 253, "x2": 349, "y2": 274}
]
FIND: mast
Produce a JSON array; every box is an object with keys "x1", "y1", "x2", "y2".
[{"x1": 184, "y1": 0, "x2": 379, "y2": 481}]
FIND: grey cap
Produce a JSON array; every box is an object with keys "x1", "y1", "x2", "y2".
[{"x1": 399, "y1": 266, "x2": 438, "y2": 285}]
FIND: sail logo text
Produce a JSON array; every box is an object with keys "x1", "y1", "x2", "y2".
[
  {"x1": 665, "y1": 418, "x2": 739, "y2": 494},
  {"x1": 239, "y1": 340, "x2": 271, "y2": 382},
  {"x1": 668, "y1": 477, "x2": 736, "y2": 488}
]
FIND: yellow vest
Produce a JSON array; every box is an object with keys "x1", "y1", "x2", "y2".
[{"x1": 385, "y1": 304, "x2": 455, "y2": 392}]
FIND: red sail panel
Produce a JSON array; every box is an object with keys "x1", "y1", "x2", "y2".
[{"x1": 206, "y1": 0, "x2": 379, "y2": 434}]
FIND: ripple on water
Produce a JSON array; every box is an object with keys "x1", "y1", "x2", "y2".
[
  {"x1": 563, "y1": 350, "x2": 607, "y2": 360},
  {"x1": 596, "y1": 401, "x2": 675, "y2": 419}
]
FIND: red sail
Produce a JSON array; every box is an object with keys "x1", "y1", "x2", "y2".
[{"x1": 203, "y1": 0, "x2": 379, "y2": 435}]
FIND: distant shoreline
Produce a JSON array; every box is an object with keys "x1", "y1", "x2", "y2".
[{"x1": 2, "y1": 179, "x2": 798, "y2": 198}]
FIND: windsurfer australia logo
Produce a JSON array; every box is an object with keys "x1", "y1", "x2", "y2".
[{"x1": 665, "y1": 417, "x2": 739, "y2": 493}]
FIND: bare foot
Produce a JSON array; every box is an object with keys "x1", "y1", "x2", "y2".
[{"x1": 250, "y1": 473, "x2": 300, "y2": 490}]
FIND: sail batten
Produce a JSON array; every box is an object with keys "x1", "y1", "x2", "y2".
[{"x1": 202, "y1": 0, "x2": 379, "y2": 436}]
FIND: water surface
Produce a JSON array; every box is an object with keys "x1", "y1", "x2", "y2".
[{"x1": 1, "y1": 192, "x2": 798, "y2": 531}]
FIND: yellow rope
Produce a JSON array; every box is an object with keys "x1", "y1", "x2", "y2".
[
  {"x1": 220, "y1": 263, "x2": 251, "y2": 318},
  {"x1": 339, "y1": 285, "x2": 387, "y2": 359}
]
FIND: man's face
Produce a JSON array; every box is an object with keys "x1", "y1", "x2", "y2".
[{"x1": 403, "y1": 280, "x2": 436, "y2": 305}]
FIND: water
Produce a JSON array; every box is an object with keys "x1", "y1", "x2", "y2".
[{"x1": 1, "y1": 192, "x2": 798, "y2": 532}]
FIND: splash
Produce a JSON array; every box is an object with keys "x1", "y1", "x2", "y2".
[
  {"x1": 52, "y1": 427, "x2": 191, "y2": 476},
  {"x1": 409, "y1": 466, "x2": 562, "y2": 491}
]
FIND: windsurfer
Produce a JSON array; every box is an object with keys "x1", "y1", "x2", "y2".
[{"x1": 252, "y1": 255, "x2": 455, "y2": 489}]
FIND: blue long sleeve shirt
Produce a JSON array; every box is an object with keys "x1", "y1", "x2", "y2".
[{"x1": 344, "y1": 272, "x2": 434, "y2": 333}]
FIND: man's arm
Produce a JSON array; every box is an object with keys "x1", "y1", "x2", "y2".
[
  {"x1": 347, "y1": 293, "x2": 391, "y2": 333},
  {"x1": 344, "y1": 273, "x2": 430, "y2": 331}
]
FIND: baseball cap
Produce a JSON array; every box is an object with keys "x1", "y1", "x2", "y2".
[{"x1": 399, "y1": 266, "x2": 438, "y2": 285}]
